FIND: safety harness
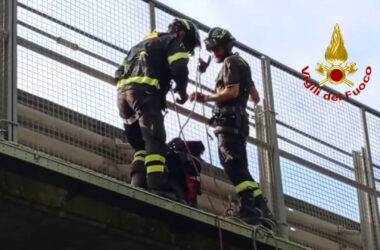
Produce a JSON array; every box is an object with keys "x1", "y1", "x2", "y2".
[{"x1": 211, "y1": 105, "x2": 248, "y2": 137}]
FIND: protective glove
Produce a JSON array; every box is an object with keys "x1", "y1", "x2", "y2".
[
  {"x1": 197, "y1": 56, "x2": 211, "y2": 73},
  {"x1": 176, "y1": 90, "x2": 188, "y2": 104}
]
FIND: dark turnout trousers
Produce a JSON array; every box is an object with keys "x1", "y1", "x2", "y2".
[
  {"x1": 214, "y1": 112, "x2": 263, "y2": 199},
  {"x1": 117, "y1": 84, "x2": 169, "y2": 191}
]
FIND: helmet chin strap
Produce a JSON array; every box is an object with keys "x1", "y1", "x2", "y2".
[
  {"x1": 172, "y1": 22, "x2": 184, "y2": 40},
  {"x1": 225, "y1": 42, "x2": 234, "y2": 55},
  {"x1": 219, "y1": 46, "x2": 233, "y2": 61}
]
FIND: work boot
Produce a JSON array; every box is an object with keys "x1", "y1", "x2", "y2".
[
  {"x1": 238, "y1": 190, "x2": 263, "y2": 226},
  {"x1": 255, "y1": 195, "x2": 276, "y2": 229},
  {"x1": 255, "y1": 195, "x2": 274, "y2": 220},
  {"x1": 148, "y1": 172, "x2": 182, "y2": 202},
  {"x1": 150, "y1": 189, "x2": 181, "y2": 201},
  {"x1": 131, "y1": 172, "x2": 147, "y2": 188},
  {"x1": 130, "y1": 160, "x2": 147, "y2": 189}
]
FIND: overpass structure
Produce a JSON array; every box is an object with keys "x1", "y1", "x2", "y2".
[{"x1": 1, "y1": 0, "x2": 380, "y2": 249}]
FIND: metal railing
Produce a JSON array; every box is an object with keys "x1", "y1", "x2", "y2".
[{"x1": 1, "y1": 0, "x2": 379, "y2": 248}]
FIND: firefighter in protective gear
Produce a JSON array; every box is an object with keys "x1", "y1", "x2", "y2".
[
  {"x1": 166, "y1": 138, "x2": 204, "y2": 207},
  {"x1": 116, "y1": 18, "x2": 201, "y2": 198},
  {"x1": 190, "y1": 27, "x2": 273, "y2": 226}
]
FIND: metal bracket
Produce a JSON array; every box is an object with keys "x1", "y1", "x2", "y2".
[{"x1": 0, "y1": 119, "x2": 19, "y2": 126}]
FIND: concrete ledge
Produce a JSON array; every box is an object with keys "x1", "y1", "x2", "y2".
[{"x1": 0, "y1": 139, "x2": 309, "y2": 250}]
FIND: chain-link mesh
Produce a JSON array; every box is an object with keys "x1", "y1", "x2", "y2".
[
  {"x1": 271, "y1": 65, "x2": 362, "y2": 174},
  {"x1": 367, "y1": 111, "x2": 380, "y2": 179},
  {"x1": 366, "y1": 111, "x2": 380, "y2": 224},
  {"x1": 154, "y1": 7, "x2": 261, "y2": 179},
  {"x1": 281, "y1": 157, "x2": 359, "y2": 222},
  {"x1": 270, "y1": 63, "x2": 367, "y2": 248},
  {"x1": 270, "y1": 64, "x2": 362, "y2": 221},
  {"x1": 15, "y1": 0, "x2": 264, "y2": 224},
  {"x1": 16, "y1": 0, "x2": 153, "y2": 180},
  {"x1": 12, "y1": 0, "x2": 380, "y2": 249}
]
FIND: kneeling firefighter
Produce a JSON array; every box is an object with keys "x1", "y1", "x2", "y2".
[
  {"x1": 166, "y1": 138, "x2": 205, "y2": 207},
  {"x1": 190, "y1": 27, "x2": 274, "y2": 226},
  {"x1": 115, "y1": 19, "x2": 201, "y2": 199}
]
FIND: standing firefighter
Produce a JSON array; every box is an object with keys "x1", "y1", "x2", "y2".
[
  {"x1": 116, "y1": 19, "x2": 200, "y2": 198},
  {"x1": 190, "y1": 28, "x2": 274, "y2": 226}
]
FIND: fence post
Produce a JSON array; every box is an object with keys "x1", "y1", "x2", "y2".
[
  {"x1": 353, "y1": 150, "x2": 376, "y2": 250},
  {"x1": 0, "y1": 0, "x2": 17, "y2": 141},
  {"x1": 148, "y1": 1, "x2": 156, "y2": 32},
  {"x1": 259, "y1": 56, "x2": 287, "y2": 238},
  {"x1": 255, "y1": 105, "x2": 270, "y2": 201},
  {"x1": 360, "y1": 109, "x2": 380, "y2": 249}
]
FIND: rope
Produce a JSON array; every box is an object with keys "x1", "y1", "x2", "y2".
[
  {"x1": 224, "y1": 215, "x2": 278, "y2": 250},
  {"x1": 177, "y1": 71, "x2": 199, "y2": 137},
  {"x1": 169, "y1": 49, "x2": 226, "y2": 250},
  {"x1": 252, "y1": 225, "x2": 258, "y2": 250},
  {"x1": 169, "y1": 52, "x2": 280, "y2": 250},
  {"x1": 198, "y1": 72, "x2": 231, "y2": 212},
  {"x1": 195, "y1": 62, "x2": 226, "y2": 250},
  {"x1": 170, "y1": 87, "x2": 225, "y2": 250}
]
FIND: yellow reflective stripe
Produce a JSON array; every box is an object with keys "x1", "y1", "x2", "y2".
[
  {"x1": 134, "y1": 150, "x2": 147, "y2": 157},
  {"x1": 144, "y1": 30, "x2": 159, "y2": 40},
  {"x1": 168, "y1": 52, "x2": 191, "y2": 65},
  {"x1": 147, "y1": 165, "x2": 165, "y2": 174},
  {"x1": 145, "y1": 154, "x2": 166, "y2": 164},
  {"x1": 116, "y1": 79, "x2": 123, "y2": 87},
  {"x1": 253, "y1": 189, "x2": 262, "y2": 197},
  {"x1": 216, "y1": 29, "x2": 227, "y2": 38},
  {"x1": 117, "y1": 76, "x2": 160, "y2": 89},
  {"x1": 181, "y1": 19, "x2": 190, "y2": 30},
  {"x1": 132, "y1": 156, "x2": 145, "y2": 163},
  {"x1": 235, "y1": 181, "x2": 259, "y2": 193},
  {"x1": 139, "y1": 51, "x2": 148, "y2": 57}
]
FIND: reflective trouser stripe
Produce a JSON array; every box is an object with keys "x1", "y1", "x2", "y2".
[
  {"x1": 132, "y1": 150, "x2": 147, "y2": 163},
  {"x1": 117, "y1": 76, "x2": 160, "y2": 89},
  {"x1": 145, "y1": 154, "x2": 165, "y2": 174},
  {"x1": 134, "y1": 150, "x2": 147, "y2": 157},
  {"x1": 145, "y1": 154, "x2": 166, "y2": 164},
  {"x1": 147, "y1": 165, "x2": 165, "y2": 174},
  {"x1": 132, "y1": 156, "x2": 145, "y2": 163},
  {"x1": 235, "y1": 180, "x2": 259, "y2": 193}
]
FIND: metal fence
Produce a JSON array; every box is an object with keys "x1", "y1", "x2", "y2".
[
  {"x1": 0, "y1": 0, "x2": 5, "y2": 136},
  {"x1": 1, "y1": 0, "x2": 380, "y2": 249}
]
